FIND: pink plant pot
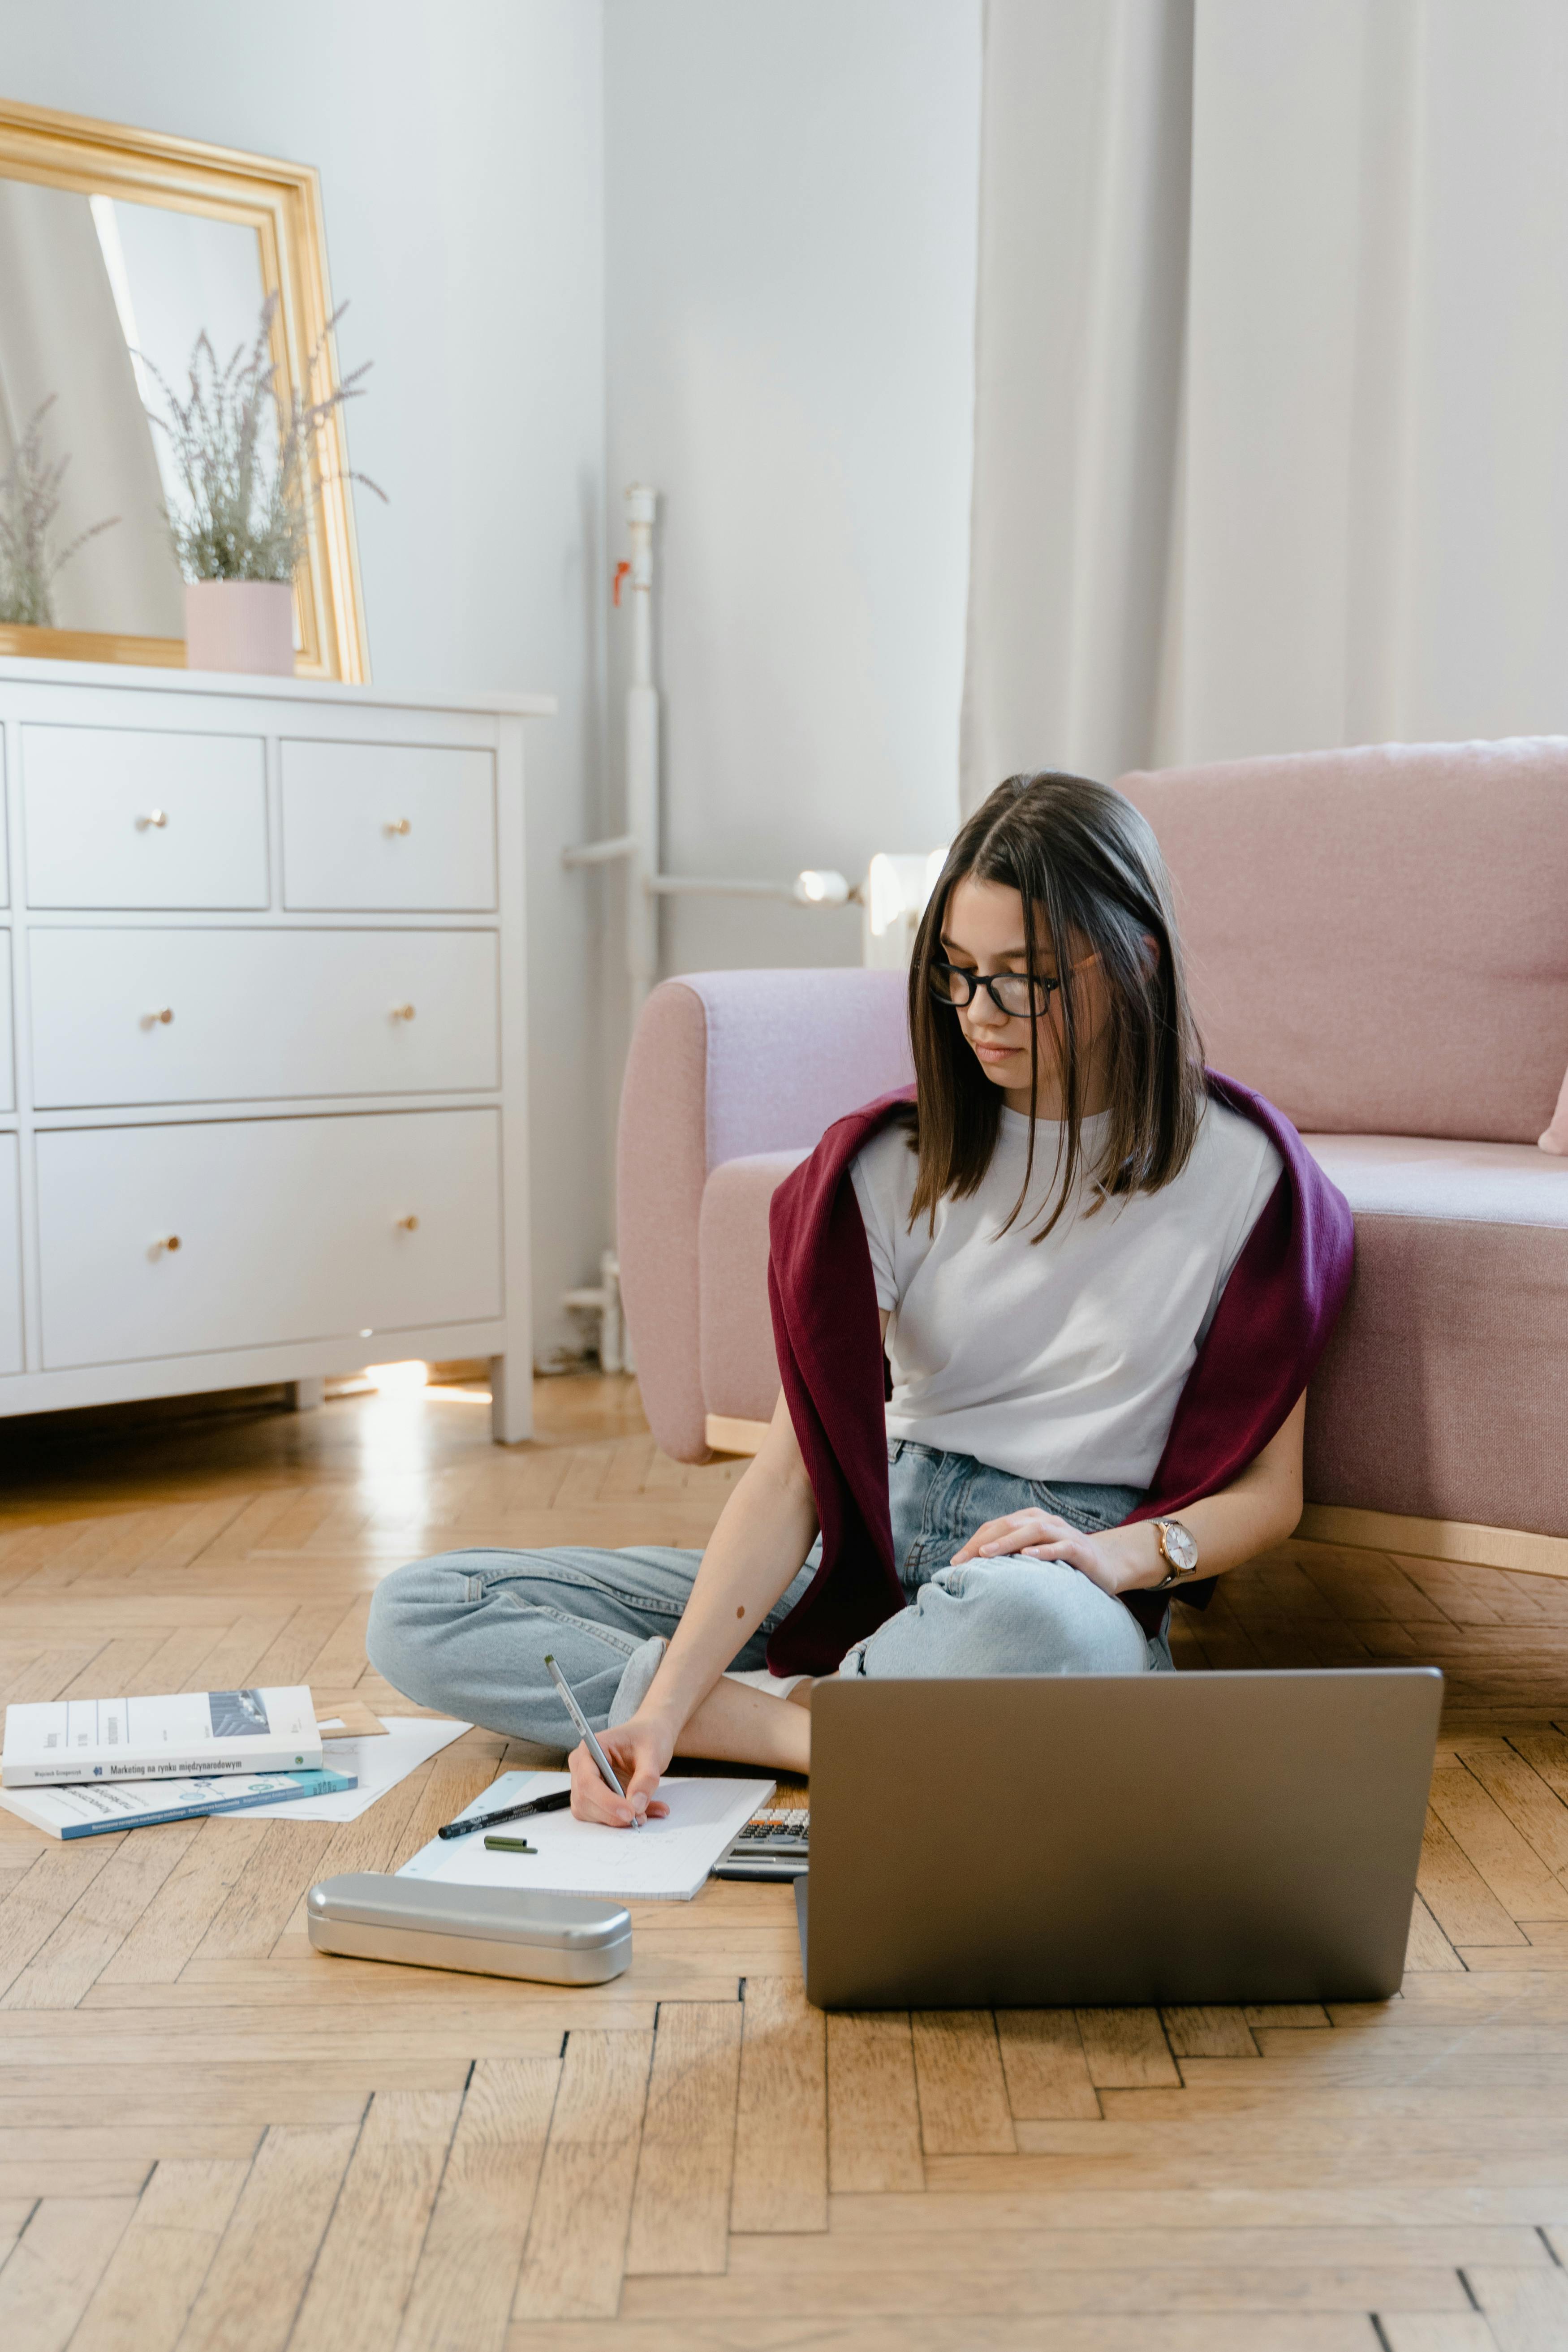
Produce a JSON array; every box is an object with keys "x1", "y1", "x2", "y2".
[{"x1": 184, "y1": 579, "x2": 296, "y2": 675}]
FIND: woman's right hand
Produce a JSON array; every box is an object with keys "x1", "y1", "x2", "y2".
[{"x1": 568, "y1": 1710, "x2": 676, "y2": 1827}]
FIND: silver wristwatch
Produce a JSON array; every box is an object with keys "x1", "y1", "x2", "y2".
[{"x1": 1151, "y1": 1518, "x2": 1199, "y2": 1590}]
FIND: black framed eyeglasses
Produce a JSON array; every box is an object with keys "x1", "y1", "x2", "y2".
[{"x1": 927, "y1": 961, "x2": 1060, "y2": 1018}]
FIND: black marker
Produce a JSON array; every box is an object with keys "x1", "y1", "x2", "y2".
[{"x1": 436, "y1": 1788, "x2": 573, "y2": 1841}]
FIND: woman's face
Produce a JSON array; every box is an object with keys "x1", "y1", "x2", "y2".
[{"x1": 938, "y1": 875, "x2": 1113, "y2": 1116}]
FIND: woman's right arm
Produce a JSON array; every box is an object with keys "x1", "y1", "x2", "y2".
[{"x1": 569, "y1": 1382, "x2": 819, "y2": 1822}]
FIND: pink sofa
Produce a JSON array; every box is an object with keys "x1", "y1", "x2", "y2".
[{"x1": 617, "y1": 739, "x2": 1568, "y2": 1550}]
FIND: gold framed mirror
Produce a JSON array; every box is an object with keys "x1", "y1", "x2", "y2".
[{"x1": 0, "y1": 96, "x2": 368, "y2": 680}]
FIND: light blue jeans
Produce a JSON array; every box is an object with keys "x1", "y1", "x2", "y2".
[{"x1": 365, "y1": 1438, "x2": 1173, "y2": 1747}]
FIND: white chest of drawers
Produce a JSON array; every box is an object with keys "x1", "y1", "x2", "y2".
[{"x1": 0, "y1": 659, "x2": 551, "y2": 1443}]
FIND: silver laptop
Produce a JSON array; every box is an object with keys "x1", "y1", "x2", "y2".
[{"x1": 796, "y1": 1667, "x2": 1442, "y2": 2008}]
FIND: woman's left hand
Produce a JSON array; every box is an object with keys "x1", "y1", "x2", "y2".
[{"x1": 948, "y1": 1509, "x2": 1162, "y2": 1596}]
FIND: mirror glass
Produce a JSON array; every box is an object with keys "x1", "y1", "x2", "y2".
[{"x1": 0, "y1": 178, "x2": 269, "y2": 636}]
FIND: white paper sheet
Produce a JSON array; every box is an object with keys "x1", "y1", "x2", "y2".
[
  {"x1": 398, "y1": 1769, "x2": 773, "y2": 1901},
  {"x1": 238, "y1": 1715, "x2": 470, "y2": 1821}
]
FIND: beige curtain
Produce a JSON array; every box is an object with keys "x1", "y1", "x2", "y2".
[{"x1": 963, "y1": 0, "x2": 1568, "y2": 805}]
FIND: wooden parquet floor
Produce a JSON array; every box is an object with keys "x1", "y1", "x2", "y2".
[{"x1": 1, "y1": 1376, "x2": 1568, "y2": 2351}]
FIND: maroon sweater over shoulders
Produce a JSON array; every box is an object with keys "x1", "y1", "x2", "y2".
[{"x1": 764, "y1": 1073, "x2": 1354, "y2": 1674}]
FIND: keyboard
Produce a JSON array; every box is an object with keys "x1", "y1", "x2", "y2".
[{"x1": 713, "y1": 1805, "x2": 809, "y2": 1881}]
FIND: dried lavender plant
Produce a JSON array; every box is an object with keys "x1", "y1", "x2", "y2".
[
  {"x1": 0, "y1": 397, "x2": 119, "y2": 628},
  {"x1": 140, "y1": 293, "x2": 383, "y2": 584}
]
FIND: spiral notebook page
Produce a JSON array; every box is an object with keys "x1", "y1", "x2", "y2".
[{"x1": 397, "y1": 1770, "x2": 774, "y2": 1902}]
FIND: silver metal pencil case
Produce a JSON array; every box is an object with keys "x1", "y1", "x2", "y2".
[{"x1": 307, "y1": 1873, "x2": 633, "y2": 1984}]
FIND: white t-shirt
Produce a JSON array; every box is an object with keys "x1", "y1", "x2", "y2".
[{"x1": 849, "y1": 1100, "x2": 1283, "y2": 1486}]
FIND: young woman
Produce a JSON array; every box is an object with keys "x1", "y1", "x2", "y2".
[{"x1": 367, "y1": 773, "x2": 1353, "y2": 1827}]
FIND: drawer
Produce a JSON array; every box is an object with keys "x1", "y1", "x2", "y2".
[
  {"x1": 0, "y1": 937, "x2": 12, "y2": 1112},
  {"x1": 37, "y1": 1108, "x2": 502, "y2": 1369},
  {"x1": 281, "y1": 740, "x2": 496, "y2": 911},
  {"x1": 0, "y1": 1135, "x2": 20, "y2": 1375},
  {"x1": 22, "y1": 726, "x2": 268, "y2": 909},
  {"x1": 30, "y1": 929, "x2": 500, "y2": 1108}
]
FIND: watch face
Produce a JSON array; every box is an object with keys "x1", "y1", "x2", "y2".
[{"x1": 1161, "y1": 1520, "x2": 1199, "y2": 1573}]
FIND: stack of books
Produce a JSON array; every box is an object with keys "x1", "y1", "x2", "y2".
[{"x1": 0, "y1": 1686, "x2": 356, "y2": 1838}]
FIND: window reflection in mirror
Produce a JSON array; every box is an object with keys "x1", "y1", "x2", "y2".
[{"x1": 0, "y1": 177, "x2": 268, "y2": 636}]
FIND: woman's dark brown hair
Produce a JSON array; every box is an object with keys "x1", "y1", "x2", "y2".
[{"x1": 906, "y1": 770, "x2": 1205, "y2": 1239}]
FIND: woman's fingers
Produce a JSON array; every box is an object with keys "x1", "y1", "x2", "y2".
[
  {"x1": 569, "y1": 1725, "x2": 673, "y2": 1827},
  {"x1": 954, "y1": 1510, "x2": 1076, "y2": 1561},
  {"x1": 1020, "y1": 1537, "x2": 1084, "y2": 1567},
  {"x1": 568, "y1": 1740, "x2": 626, "y2": 1822},
  {"x1": 1020, "y1": 1536, "x2": 1117, "y2": 1592},
  {"x1": 982, "y1": 1520, "x2": 1073, "y2": 1554},
  {"x1": 610, "y1": 1720, "x2": 674, "y2": 1818},
  {"x1": 621, "y1": 1752, "x2": 670, "y2": 1820},
  {"x1": 568, "y1": 1740, "x2": 632, "y2": 1823},
  {"x1": 954, "y1": 1510, "x2": 1062, "y2": 1563}
]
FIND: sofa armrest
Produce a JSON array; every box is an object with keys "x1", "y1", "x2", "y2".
[{"x1": 616, "y1": 969, "x2": 912, "y2": 1460}]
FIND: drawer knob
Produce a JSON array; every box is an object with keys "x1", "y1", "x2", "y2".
[
  {"x1": 142, "y1": 1008, "x2": 175, "y2": 1028},
  {"x1": 395, "y1": 1214, "x2": 419, "y2": 1232},
  {"x1": 137, "y1": 810, "x2": 168, "y2": 830},
  {"x1": 391, "y1": 1003, "x2": 416, "y2": 1022},
  {"x1": 386, "y1": 817, "x2": 412, "y2": 836},
  {"x1": 154, "y1": 1235, "x2": 181, "y2": 1254}
]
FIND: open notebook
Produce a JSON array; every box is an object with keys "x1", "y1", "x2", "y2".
[{"x1": 398, "y1": 1770, "x2": 772, "y2": 1902}]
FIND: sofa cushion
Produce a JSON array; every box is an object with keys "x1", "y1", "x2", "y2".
[
  {"x1": 699, "y1": 1151, "x2": 808, "y2": 1424},
  {"x1": 1306, "y1": 1132, "x2": 1568, "y2": 1223},
  {"x1": 1304, "y1": 1136, "x2": 1568, "y2": 1533},
  {"x1": 1119, "y1": 739, "x2": 1568, "y2": 1145}
]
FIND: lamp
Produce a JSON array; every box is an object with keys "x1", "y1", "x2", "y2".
[{"x1": 793, "y1": 868, "x2": 852, "y2": 907}]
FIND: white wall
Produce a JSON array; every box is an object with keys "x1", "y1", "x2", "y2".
[
  {"x1": 0, "y1": 0, "x2": 609, "y2": 1357},
  {"x1": 602, "y1": 0, "x2": 982, "y2": 989}
]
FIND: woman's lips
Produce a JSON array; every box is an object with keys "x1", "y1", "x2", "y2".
[{"x1": 970, "y1": 1039, "x2": 1021, "y2": 1064}]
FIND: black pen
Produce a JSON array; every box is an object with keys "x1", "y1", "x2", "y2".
[{"x1": 437, "y1": 1788, "x2": 574, "y2": 1841}]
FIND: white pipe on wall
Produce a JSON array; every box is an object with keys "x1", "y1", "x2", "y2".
[
  {"x1": 624, "y1": 482, "x2": 660, "y2": 1021},
  {"x1": 559, "y1": 482, "x2": 852, "y2": 1373},
  {"x1": 566, "y1": 484, "x2": 852, "y2": 992},
  {"x1": 561, "y1": 831, "x2": 638, "y2": 867}
]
